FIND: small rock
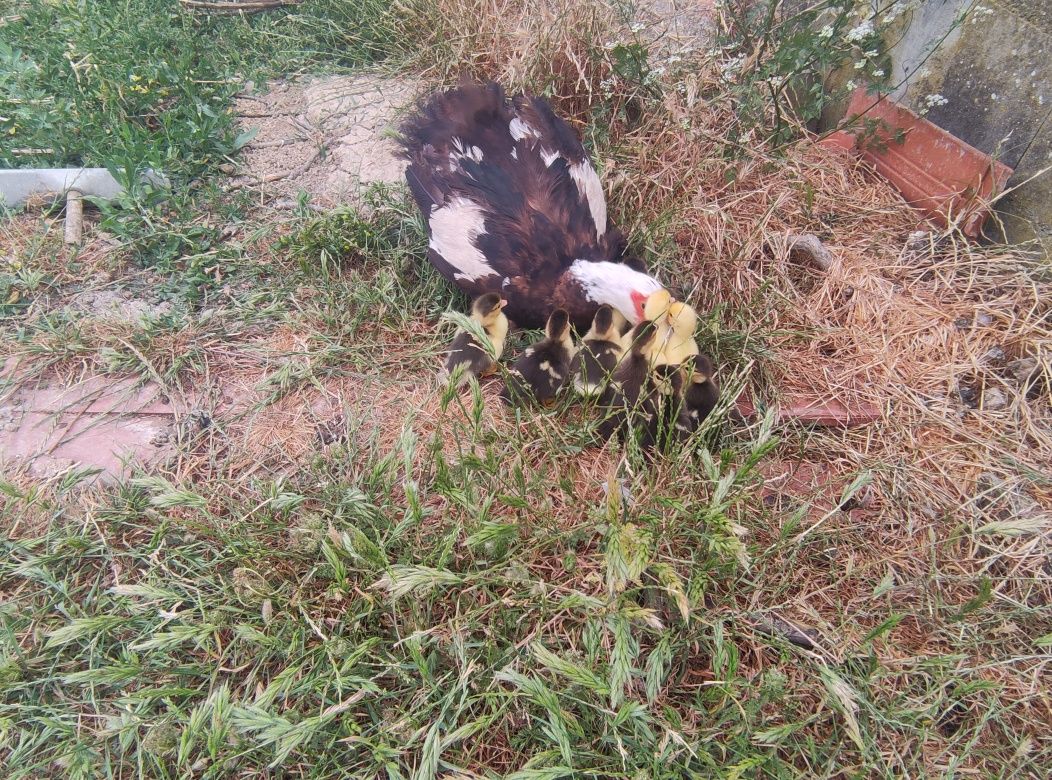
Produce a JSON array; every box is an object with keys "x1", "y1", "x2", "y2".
[
  {"x1": 976, "y1": 313, "x2": 993, "y2": 327},
  {"x1": 906, "y1": 230, "x2": 932, "y2": 250},
  {"x1": 1007, "y1": 357, "x2": 1038, "y2": 387},
  {"x1": 787, "y1": 233, "x2": 834, "y2": 272},
  {"x1": 219, "y1": 163, "x2": 236, "y2": 175},
  {"x1": 983, "y1": 346, "x2": 1007, "y2": 364},
  {"x1": 981, "y1": 387, "x2": 1008, "y2": 411},
  {"x1": 954, "y1": 316, "x2": 972, "y2": 330}
]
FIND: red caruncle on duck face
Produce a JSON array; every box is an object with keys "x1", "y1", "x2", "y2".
[{"x1": 630, "y1": 290, "x2": 649, "y2": 322}]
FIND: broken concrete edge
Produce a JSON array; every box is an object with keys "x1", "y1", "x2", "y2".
[
  {"x1": 734, "y1": 388, "x2": 883, "y2": 428},
  {"x1": 817, "y1": 89, "x2": 1014, "y2": 240}
]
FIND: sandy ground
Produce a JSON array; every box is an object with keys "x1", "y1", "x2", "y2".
[{"x1": 231, "y1": 73, "x2": 421, "y2": 207}]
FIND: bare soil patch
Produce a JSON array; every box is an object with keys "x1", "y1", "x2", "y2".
[{"x1": 231, "y1": 73, "x2": 422, "y2": 207}]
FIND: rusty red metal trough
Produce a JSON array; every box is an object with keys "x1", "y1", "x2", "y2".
[{"x1": 820, "y1": 89, "x2": 1014, "y2": 239}]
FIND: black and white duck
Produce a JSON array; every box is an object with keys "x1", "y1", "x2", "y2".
[{"x1": 399, "y1": 81, "x2": 666, "y2": 331}]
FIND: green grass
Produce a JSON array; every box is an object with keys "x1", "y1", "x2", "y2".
[
  {"x1": 1, "y1": 0, "x2": 400, "y2": 285},
  {"x1": 1, "y1": 0, "x2": 398, "y2": 173},
  {"x1": 2, "y1": 197, "x2": 1047, "y2": 775},
  {"x1": 1, "y1": 373, "x2": 1043, "y2": 777},
  {"x1": 1, "y1": 1, "x2": 1050, "y2": 777}
]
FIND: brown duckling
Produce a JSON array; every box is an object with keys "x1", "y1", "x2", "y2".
[
  {"x1": 503, "y1": 308, "x2": 575, "y2": 406},
  {"x1": 597, "y1": 320, "x2": 661, "y2": 443},
  {"x1": 438, "y1": 293, "x2": 509, "y2": 386},
  {"x1": 672, "y1": 354, "x2": 720, "y2": 440},
  {"x1": 571, "y1": 304, "x2": 626, "y2": 397}
]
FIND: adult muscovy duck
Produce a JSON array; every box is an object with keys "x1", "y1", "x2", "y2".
[{"x1": 399, "y1": 81, "x2": 664, "y2": 330}]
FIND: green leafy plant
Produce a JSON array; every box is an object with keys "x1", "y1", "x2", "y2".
[{"x1": 717, "y1": 0, "x2": 897, "y2": 146}]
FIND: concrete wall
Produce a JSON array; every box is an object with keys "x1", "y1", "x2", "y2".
[{"x1": 830, "y1": 1, "x2": 1052, "y2": 255}]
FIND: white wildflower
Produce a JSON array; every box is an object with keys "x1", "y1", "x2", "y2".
[
  {"x1": 721, "y1": 55, "x2": 745, "y2": 77},
  {"x1": 630, "y1": 22, "x2": 645, "y2": 33},
  {"x1": 969, "y1": 5, "x2": 994, "y2": 23},
  {"x1": 818, "y1": 25, "x2": 834, "y2": 39},
  {"x1": 854, "y1": 60, "x2": 867, "y2": 70},
  {"x1": 883, "y1": 0, "x2": 919, "y2": 25},
  {"x1": 845, "y1": 20, "x2": 875, "y2": 43},
  {"x1": 924, "y1": 93, "x2": 948, "y2": 108},
  {"x1": 872, "y1": 69, "x2": 885, "y2": 78},
  {"x1": 846, "y1": 79, "x2": 858, "y2": 91}
]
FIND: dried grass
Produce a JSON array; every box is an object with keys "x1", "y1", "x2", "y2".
[
  {"x1": 394, "y1": 0, "x2": 1050, "y2": 516},
  {"x1": 388, "y1": 0, "x2": 1052, "y2": 755},
  {"x1": 395, "y1": 0, "x2": 639, "y2": 115}
]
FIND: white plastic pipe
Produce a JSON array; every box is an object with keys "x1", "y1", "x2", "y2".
[{"x1": 0, "y1": 167, "x2": 167, "y2": 208}]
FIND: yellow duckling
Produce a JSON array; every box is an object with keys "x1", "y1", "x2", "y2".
[
  {"x1": 438, "y1": 293, "x2": 509, "y2": 386},
  {"x1": 634, "y1": 288, "x2": 674, "y2": 355},
  {"x1": 654, "y1": 300, "x2": 700, "y2": 369}
]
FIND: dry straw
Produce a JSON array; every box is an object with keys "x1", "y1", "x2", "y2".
[{"x1": 393, "y1": 0, "x2": 1051, "y2": 730}]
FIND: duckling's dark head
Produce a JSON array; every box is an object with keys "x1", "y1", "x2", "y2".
[
  {"x1": 546, "y1": 308, "x2": 571, "y2": 341},
  {"x1": 626, "y1": 320, "x2": 658, "y2": 355},
  {"x1": 591, "y1": 305, "x2": 616, "y2": 338},
  {"x1": 689, "y1": 354, "x2": 714, "y2": 383},
  {"x1": 472, "y1": 293, "x2": 508, "y2": 322}
]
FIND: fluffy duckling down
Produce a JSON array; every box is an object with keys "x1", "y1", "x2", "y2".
[
  {"x1": 671, "y1": 354, "x2": 720, "y2": 441},
  {"x1": 639, "y1": 289, "x2": 673, "y2": 352},
  {"x1": 503, "y1": 308, "x2": 576, "y2": 406},
  {"x1": 597, "y1": 320, "x2": 662, "y2": 443},
  {"x1": 571, "y1": 304, "x2": 626, "y2": 397},
  {"x1": 655, "y1": 301, "x2": 700, "y2": 367},
  {"x1": 438, "y1": 293, "x2": 509, "y2": 386}
]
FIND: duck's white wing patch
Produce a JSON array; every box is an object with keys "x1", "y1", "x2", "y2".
[
  {"x1": 509, "y1": 117, "x2": 539, "y2": 141},
  {"x1": 429, "y1": 196, "x2": 493, "y2": 283},
  {"x1": 449, "y1": 137, "x2": 484, "y2": 171},
  {"x1": 568, "y1": 160, "x2": 607, "y2": 239}
]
